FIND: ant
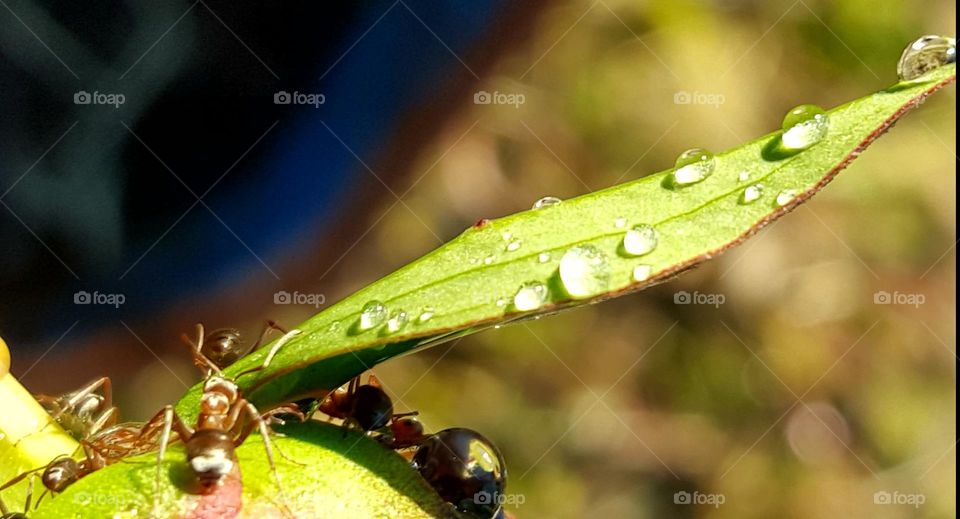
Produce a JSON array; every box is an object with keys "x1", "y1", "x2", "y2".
[
  {"x1": 33, "y1": 377, "x2": 117, "y2": 442},
  {"x1": 182, "y1": 321, "x2": 291, "y2": 375},
  {"x1": 135, "y1": 329, "x2": 303, "y2": 517},
  {"x1": 0, "y1": 478, "x2": 31, "y2": 519},
  {"x1": 318, "y1": 374, "x2": 424, "y2": 446}
]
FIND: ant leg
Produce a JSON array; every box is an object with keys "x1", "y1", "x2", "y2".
[
  {"x1": 239, "y1": 401, "x2": 295, "y2": 517},
  {"x1": 147, "y1": 406, "x2": 192, "y2": 517},
  {"x1": 59, "y1": 377, "x2": 113, "y2": 420},
  {"x1": 249, "y1": 320, "x2": 288, "y2": 352},
  {"x1": 235, "y1": 328, "x2": 301, "y2": 379},
  {"x1": 366, "y1": 374, "x2": 382, "y2": 389},
  {"x1": 86, "y1": 406, "x2": 120, "y2": 439}
]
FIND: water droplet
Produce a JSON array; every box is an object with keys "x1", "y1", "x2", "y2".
[
  {"x1": 385, "y1": 310, "x2": 409, "y2": 333},
  {"x1": 483, "y1": 255, "x2": 496, "y2": 265},
  {"x1": 672, "y1": 148, "x2": 716, "y2": 186},
  {"x1": 898, "y1": 35, "x2": 956, "y2": 81},
  {"x1": 632, "y1": 264, "x2": 653, "y2": 282},
  {"x1": 538, "y1": 252, "x2": 551, "y2": 263},
  {"x1": 559, "y1": 244, "x2": 611, "y2": 298},
  {"x1": 418, "y1": 307, "x2": 434, "y2": 323},
  {"x1": 469, "y1": 257, "x2": 479, "y2": 265},
  {"x1": 614, "y1": 217, "x2": 627, "y2": 229},
  {"x1": 513, "y1": 281, "x2": 549, "y2": 311},
  {"x1": 532, "y1": 196, "x2": 562, "y2": 209},
  {"x1": 781, "y1": 104, "x2": 829, "y2": 150},
  {"x1": 775, "y1": 188, "x2": 799, "y2": 207},
  {"x1": 328, "y1": 321, "x2": 342, "y2": 332},
  {"x1": 622, "y1": 224, "x2": 659, "y2": 256},
  {"x1": 501, "y1": 231, "x2": 513, "y2": 241},
  {"x1": 739, "y1": 183, "x2": 764, "y2": 205},
  {"x1": 358, "y1": 301, "x2": 388, "y2": 330},
  {"x1": 496, "y1": 298, "x2": 508, "y2": 307},
  {"x1": 738, "y1": 171, "x2": 750, "y2": 182},
  {"x1": 506, "y1": 240, "x2": 522, "y2": 252}
]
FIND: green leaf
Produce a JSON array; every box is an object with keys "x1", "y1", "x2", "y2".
[
  {"x1": 31, "y1": 422, "x2": 457, "y2": 518},
  {"x1": 176, "y1": 65, "x2": 956, "y2": 424}
]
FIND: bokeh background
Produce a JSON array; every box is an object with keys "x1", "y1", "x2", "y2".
[{"x1": 1, "y1": 1, "x2": 955, "y2": 517}]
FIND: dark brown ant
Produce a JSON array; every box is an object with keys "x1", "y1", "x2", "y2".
[
  {"x1": 411, "y1": 428, "x2": 508, "y2": 519},
  {"x1": 318, "y1": 374, "x2": 421, "y2": 441},
  {"x1": 136, "y1": 333, "x2": 303, "y2": 517}
]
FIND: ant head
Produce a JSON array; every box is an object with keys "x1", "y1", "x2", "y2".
[
  {"x1": 41, "y1": 457, "x2": 80, "y2": 493},
  {"x1": 201, "y1": 328, "x2": 244, "y2": 369},
  {"x1": 391, "y1": 416, "x2": 425, "y2": 441}
]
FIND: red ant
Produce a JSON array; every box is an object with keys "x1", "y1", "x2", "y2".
[
  {"x1": 32, "y1": 377, "x2": 117, "y2": 442},
  {"x1": 134, "y1": 326, "x2": 303, "y2": 517}
]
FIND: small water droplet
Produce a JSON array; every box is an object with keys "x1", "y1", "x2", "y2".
[
  {"x1": 775, "y1": 188, "x2": 800, "y2": 207},
  {"x1": 533, "y1": 196, "x2": 562, "y2": 209},
  {"x1": 358, "y1": 301, "x2": 388, "y2": 330},
  {"x1": 513, "y1": 281, "x2": 549, "y2": 311},
  {"x1": 632, "y1": 264, "x2": 653, "y2": 282},
  {"x1": 898, "y1": 35, "x2": 956, "y2": 81},
  {"x1": 385, "y1": 310, "x2": 409, "y2": 333},
  {"x1": 328, "y1": 321, "x2": 342, "y2": 332},
  {"x1": 672, "y1": 148, "x2": 716, "y2": 186},
  {"x1": 469, "y1": 257, "x2": 479, "y2": 265},
  {"x1": 614, "y1": 217, "x2": 627, "y2": 229},
  {"x1": 739, "y1": 183, "x2": 764, "y2": 205},
  {"x1": 559, "y1": 244, "x2": 611, "y2": 298},
  {"x1": 538, "y1": 252, "x2": 551, "y2": 263},
  {"x1": 622, "y1": 224, "x2": 659, "y2": 256},
  {"x1": 501, "y1": 231, "x2": 513, "y2": 241},
  {"x1": 496, "y1": 298, "x2": 507, "y2": 307},
  {"x1": 506, "y1": 240, "x2": 522, "y2": 252},
  {"x1": 781, "y1": 104, "x2": 829, "y2": 150},
  {"x1": 484, "y1": 255, "x2": 496, "y2": 265},
  {"x1": 738, "y1": 171, "x2": 750, "y2": 182},
  {"x1": 418, "y1": 307, "x2": 434, "y2": 323}
]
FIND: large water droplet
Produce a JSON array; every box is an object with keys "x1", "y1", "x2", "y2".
[
  {"x1": 781, "y1": 104, "x2": 829, "y2": 150},
  {"x1": 359, "y1": 301, "x2": 388, "y2": 330},
  {"x1": 418, "y1": 307, "x2": 434, "y2": 323},
  {"x1": 513, "y1": 281, "x2": 549, "y2": 311},
  {"x1": 622, "y1": 224, "x2": 658, "y2": 256},
  {"x1": 385, "y1": 310, "x2": 409, "y2": 333},
  {"x1": 672, "y1": 148, "x2": 716, "y2": 186},
  {"x1": 559, "y1": 244, "x2": 611, "y2": 298},
  {"x1": 775, "y1": 188, "x2": 799, "y2": 207},
  {"x1": 632, "y1": 264, "x2": 653, "y2": 282},
  {"x1": 532, "y1": 196, "x2": 562, "y2": 209},
  {"x1": 898, "y1": 35, "x2": 957, "y2": 81},
  {"x1": 739, "y1": 183, "x2": 764, "y2": 205},
  {"x1": 538, "y1": 252, "x2": 551, "y2": 263}
]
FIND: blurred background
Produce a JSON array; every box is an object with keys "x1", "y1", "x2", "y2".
[{"x1": 1, "y1": 0, "x2": 955, "y2": 517}]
